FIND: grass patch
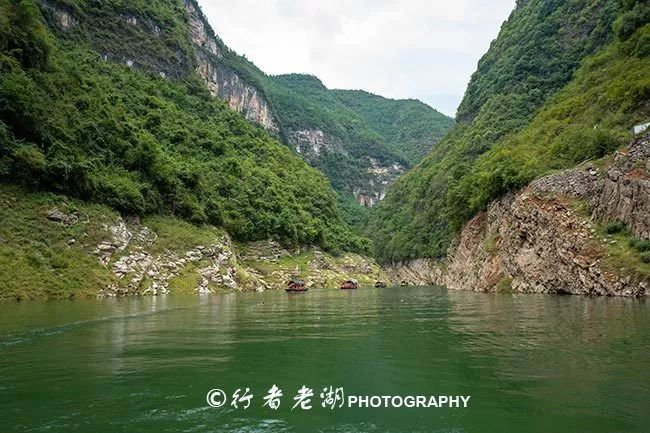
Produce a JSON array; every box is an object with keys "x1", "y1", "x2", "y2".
[
  {"x1": 570, "y1": 199, "x2": 592, "y2": 218},
  {"x1": 142, "y1": 216, "x2": 224, "y2": 256},
  {"x1": 0, "y1": 183, "x2": 116, "y2": 301},
  {"x1": 483, "y1": 232, "x2": 500, "y2": 254},
  {"x1": 605, "y1": 221, "x2": 627, "y2": 234},
  {"x1": 596, "y1": 221, "x2": 650, "y2": 282},
  {"x1": 496, "y1": 276, "x2": 513, "y2": 292},
  {"x1": 167, "y1": 262, "x2": 201, "y2": 293}
]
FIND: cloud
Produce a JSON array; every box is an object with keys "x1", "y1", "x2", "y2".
[{"x1": 197, "y1": 0, "x2": 516, "y2": 117}]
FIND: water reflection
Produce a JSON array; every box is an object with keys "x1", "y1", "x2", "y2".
[{"x1": 0, "y1": 287, "x2": 648, "y2": 433}]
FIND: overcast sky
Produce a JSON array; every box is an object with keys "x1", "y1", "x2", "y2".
[{"x1": 197, "y1": 0, "x2": 516, "y2": 117}]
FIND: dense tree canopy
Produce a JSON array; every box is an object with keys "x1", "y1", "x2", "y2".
[{"x1": 0, "y1": 0, "x2": 370, "y2": 254}]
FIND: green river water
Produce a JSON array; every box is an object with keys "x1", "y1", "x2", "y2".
[{"x1": 1, "y1": 286, "x2": 649, "y2": 432}]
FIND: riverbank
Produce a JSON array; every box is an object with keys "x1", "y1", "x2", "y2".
[
  {"x1": 385, "y1": 135, "x2": 650, "y2": 297},
  {"x1": 0, "y1": 184, "x2": 387, "y2": 301}
]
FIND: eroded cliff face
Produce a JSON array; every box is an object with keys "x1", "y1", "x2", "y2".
[
  {"x1": 289, "y1": 129, "x2": 347, "y2": 159},
  {"x1": 386, "y1": 135, "x2": 650, "y2": 296},
  {"x1": 354, "y1": 159, "x2": 405, "y2": 207},
  {"x1": 287, "y1": 129, "x2": 406, "y2": 207},
  {"x1": 39, "y1": 0, "x2": 278, "y2": 131},
  {"x1": 185, "y1": 1, "x2": 278, "y2": 131}
]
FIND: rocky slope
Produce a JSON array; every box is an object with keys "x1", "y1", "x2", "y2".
[
  {"x1": 0, "y1": 184, "x2": 387, "y2": 301},
  {"x1": 385, "y1": 135, "x2": 650, "y2": 296},
  {"x1": 185, "y1": 0, "x2": 278, "y2": 130}
]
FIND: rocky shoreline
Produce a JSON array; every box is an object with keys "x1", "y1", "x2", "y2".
[
  {"x1": 1, "y1": 136, "x2": 647, "y2": 301},
  {"x1": 385, "y1": 135, "x2": 650, "y2": 297},
  {"x1": 48, "y1": 212, "x2": 388, "y2": 298}
]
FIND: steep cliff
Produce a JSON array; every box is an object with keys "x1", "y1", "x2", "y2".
[
  {"x1": 387, "y1": 135, "x2": 650, "y2": 297},
  {"x1": 37, "y1": 0, "x2": 279, "y2": 131},
  {"x1": 185, "y1": 0, "x2": 278, "y2": 130}
]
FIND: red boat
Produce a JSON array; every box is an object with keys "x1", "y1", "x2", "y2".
[
  {"x1": 286, "y1": 278, "x2": 308, "y2": 292},
  {"x1": 340, "y1": 279, "x2": 358, "y2": 290}
]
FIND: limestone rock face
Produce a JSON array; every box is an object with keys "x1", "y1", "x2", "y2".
[
  {"x1": 92, "y1": 220, "x2": 386, "y2": 297},
  {"x1": 289, "y1": 129, "x2": 346, "y2": 160},
  {"x1": 386, "y1": 135, "x2": 650, "y2": 297},
  {"x1": 287, "y1": 129, "x2": 406, "y2": 207},
  {"x1": 591, "y1": 141, "x2": 650, "y2": 239},
  {"x1": 195, "y1": 57, "x2": 278, "y2": 130},
  {"x1": 186, "y1": 1, "x2": 278, "y2": 132},
  {"x1": 383, "y1": 259, "x2": 445, "y2": 286},
  {"x1": 354, "y1": 159, "x2": 405, "y2": 207},
  {"x1": 186, "y1": 1, "x2": 221, "y2": 57}
]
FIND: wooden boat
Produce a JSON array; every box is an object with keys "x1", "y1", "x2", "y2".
[
  {"x1": 286, "y1": 278, "x2": 308, "y2": 293},
  {"x1": 340, "y1": 279, "x2": 358, "y2": 290}
]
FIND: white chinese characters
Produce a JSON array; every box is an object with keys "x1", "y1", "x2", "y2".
[{"x1": 207, "y1": 385, "x2": 346, "y2": 411}]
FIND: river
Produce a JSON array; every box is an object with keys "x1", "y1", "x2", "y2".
[{"x1": 1, "y1": 286, "x2": 649, "y2": 432}]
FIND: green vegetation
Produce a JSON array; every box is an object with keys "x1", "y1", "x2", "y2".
[
  {"x1": 332, "y1": 89, "x2": 454, "y2": 164},
  {"x1": 496, "y1": 277, "x2": 513, "y2": 292},
  {"x1": 186, "y1": 43, "x2": 453, "y2": 204},
  {"x1": 0, "y1": 184, "x2": 116, "y2": 301},
  {"x1": 605, "y1": 221, "x2": 628, "y2": 235},
  {"x1": 369, "y1": 0, "x2": 649, "y2": 263},
  {"x1": 167, "y1": 1, "x2": 454, "y2": 209},
  {"x1": 0, "y1": 0, "x2": 369, "y2": 254},
  {"x1": 268, "y1": 74, "x2": 408, "y2": 200},
  {"x1": 261, "y1": 74, "x2": 453, "y2": 200},
  {"x1": 141, "y1": 216, "x2": 224, "y2": 256},
  {"x1": 596, "y1": 221, "x2": 650, "y2": 282},
  {"x1": 12, "y1": 0, "x2": 453, "y2": 234},
  {"x1": 40, "y1": 0, "x2": 195, "y2": 77},
  {"x1": 447, "y1": 30, "x2": 649, "y2": 223},
  {"x1": 265, "y1": 74, "x2": 452, "y2": 168},
  {"x1": 0, "y1": 183, "x2": 236, "y2": 300},
  {"x1": 483, "y1": 232, "x2": 500, "y2": 255}
]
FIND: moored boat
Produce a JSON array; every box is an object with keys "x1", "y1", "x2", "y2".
[
  {"x1": 340, "y1": 279, "x2": 358, "y2": 290},
  {"x1": 286, "y1": 278, "x2": 308, "y2": 292}
]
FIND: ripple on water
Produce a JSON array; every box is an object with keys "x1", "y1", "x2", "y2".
[{"x1": 0, "y1": 287, "x2": 649, "y2": 433}]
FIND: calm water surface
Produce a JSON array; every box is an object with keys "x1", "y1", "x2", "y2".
[{"x1": 1, "y1": 286, "x2": 649, "y2": 432}]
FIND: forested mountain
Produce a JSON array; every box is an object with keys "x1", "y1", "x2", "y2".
[
  {"x1": 0, "y1": 0, "x2": 370, "y2": 253},
  {"x1": 369, "y1": 0, "x2": 650, "y2": 263},
  {"x1": 208, "y1": 66, "x2": 453, "y2": 209},
  {"x1": 27, "y1": 0, "x2": 452, "y2": 215},
  {"x1": 331, "y1": 89, "x2": 453, "y2": 165},
  {"x1": 264, "y1": 74, "x2": 453, "y2": 208}
]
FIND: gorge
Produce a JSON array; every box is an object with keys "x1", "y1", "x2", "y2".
[
  {"x1": 0, "y1": 0, "x2": 648, "y2": 300},
  {"x1": 1, "y1": 2, "x2": 650, "y2": 431}
]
